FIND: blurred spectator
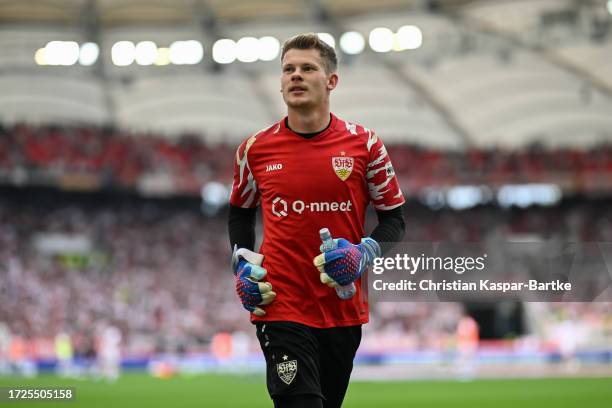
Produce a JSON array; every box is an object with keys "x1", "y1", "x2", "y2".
[
  {"x1": 1, "y1": 196, "x2": 610, "y2": 357},
  {"x1": 1, "y1": 123, "x2": 611, "y2": 195}
]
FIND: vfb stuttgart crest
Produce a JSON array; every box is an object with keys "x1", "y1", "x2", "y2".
[
  {"x1": 332, "y1": 155, "x2": 354, "y2": 181},
  {"x1": 277, "y1": 360, "x2": 298, "y2": 385}
]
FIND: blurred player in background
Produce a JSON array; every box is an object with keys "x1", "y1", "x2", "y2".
[
  {"x1": 0, "y1": 322, "x2": 10, "y2": 375},
  {"x1": 97, "y1": 322, "x2": 122, "y2": 381},
  {"x1": 555, "y1": 311, "x2": 580, "y2": 373},
  {"x1": 455, "y1": 313, "x2": 479, "y2": 378},
  {"x1": 229, "y1": 33, "x2": 405, "y2": 408},
  {"x1": 8, "y1": 334, "x2": 37, "y2": 377},
  {"x1": 54, "y1": 331, "x2": 75, "y2": 378}
]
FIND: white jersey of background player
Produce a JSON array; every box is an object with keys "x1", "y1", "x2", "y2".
[
  {"x1": 97, "y1": 324, "x2": 122, "y2": 381},
  {"x1": 0, "y1": 322, "x2": 10, "y2": 375}
]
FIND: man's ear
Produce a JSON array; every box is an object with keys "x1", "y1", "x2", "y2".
[{"x1": 327, "y1": 73, "x2": 338, "y2": 91}]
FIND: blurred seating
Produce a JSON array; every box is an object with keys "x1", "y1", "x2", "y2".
[
  {"x1": 0, "y1": 195, "x2": 611, "y2": 356},
  {"x1": 1, "y1": 123, "x2": 612, "y2": 196}
]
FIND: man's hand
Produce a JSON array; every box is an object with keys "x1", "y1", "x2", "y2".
[
  {"x1": 232, "y1": 246, "x2": 276, "y2": 316},
  {"x1": 313, "y1": 238, "x2": 381, "y2": 287}
]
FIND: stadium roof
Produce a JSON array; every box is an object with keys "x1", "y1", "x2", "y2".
[
  {"x1": 0, "y1": 0, "x2": 611, "y2": 149},
  {"x1": 0, "y1": 0, "x2": 476, "y2": 25}
]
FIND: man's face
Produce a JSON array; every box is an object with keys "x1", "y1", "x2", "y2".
[{"x1": 281, "y1": 48, "x2": 337, "y2": 110}]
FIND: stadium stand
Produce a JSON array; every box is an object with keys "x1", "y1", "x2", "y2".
[{"x1": 1, "y1": 190, "x2": 611, "y2": 359}]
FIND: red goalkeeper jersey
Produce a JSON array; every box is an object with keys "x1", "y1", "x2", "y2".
[{"x1": 230, "y1": 113, "x2": 405, "y2": 328}]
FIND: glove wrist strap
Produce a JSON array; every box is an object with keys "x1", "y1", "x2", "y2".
[
  {"x1": 231, "y1": 244, "x2": 265, "y2": 274},
  {"x1": 359, "y1": 237, "x2": 381, "y2": 267}
]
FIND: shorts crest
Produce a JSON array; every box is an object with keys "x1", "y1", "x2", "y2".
[{"x1": 277, "y1": 360, "x2": 298, "y2": 385}]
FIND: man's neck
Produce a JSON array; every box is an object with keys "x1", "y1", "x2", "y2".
[{"x1": 287, "y1": 106, "x2": 331, "y2": 134}]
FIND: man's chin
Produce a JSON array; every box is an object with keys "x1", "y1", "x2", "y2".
[{"x1": 285, "y1": 98, "x2": 312, "y2": 109}]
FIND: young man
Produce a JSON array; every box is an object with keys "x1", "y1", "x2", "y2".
[{"x1": 228, "y1": 33, "x2": 405, "y2": 408}]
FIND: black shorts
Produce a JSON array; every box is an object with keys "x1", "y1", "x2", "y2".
[{"x1": 255, "y1": 321, "x2": 362, "y2": 407}]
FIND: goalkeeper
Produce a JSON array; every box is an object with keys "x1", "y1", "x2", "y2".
[{"x1": 228, "y1": 33, "x2": 405, "y2": 408}]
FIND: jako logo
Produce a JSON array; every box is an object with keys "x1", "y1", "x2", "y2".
[
  {"x1": 266, "y1": 163, "x2": 283, "y2": 172},
  {"x1": 272, "y1": 197, "x2": 352, "y2": 218}
]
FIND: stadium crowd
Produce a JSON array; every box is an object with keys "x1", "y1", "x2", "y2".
[
  {"x1": 1, "y1": 196, "x2": 611, "y2": 361},
  {"x1": 1, "y1": 123, "x2": 612, "y2": 194},
  {"x1": 1, "y1": 122, "x2": 611, "y2": 365},
  {"x1": 0, "y1": 200, "x2": 235, "y2": 359}
]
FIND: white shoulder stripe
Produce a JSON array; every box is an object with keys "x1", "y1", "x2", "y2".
[
  {"x1": 367, "y1": 145, "x2": 388, "y2": 168},
  {"x1": 366, "y1": 167, "x2": 385, "y2": 179},
  {"x1": 345, "y1": 121, "x2": 358, "y2": 135},
  {"x1": 374, "y1": 201, "x2": 404, "y2": 211},
  {"x1": 366, "y1": 130, "x2": 377, "y2": 152},
  {"x1": 240, "y1": 172, "x2": 258, "y2": 207}
]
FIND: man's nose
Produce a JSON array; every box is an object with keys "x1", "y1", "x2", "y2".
[{"x1": 291, "y1": 71, "x2": 303, "y2": 80}]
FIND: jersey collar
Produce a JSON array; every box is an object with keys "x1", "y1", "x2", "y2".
[{"x1": 279, "y1": 113, "x2": 339, "y2": 140}]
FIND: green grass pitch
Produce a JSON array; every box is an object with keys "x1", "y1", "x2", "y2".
[{"x1": 1, "y1": 373, "x2": 610, "y2": 407}]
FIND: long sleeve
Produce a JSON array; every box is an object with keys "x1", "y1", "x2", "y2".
[
  {"x1": 228, "y1": 204, "x2": 257, "y2": 252},
  {"x1": 369, "y1": 204, "x2": 405, "y2": 255}
]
